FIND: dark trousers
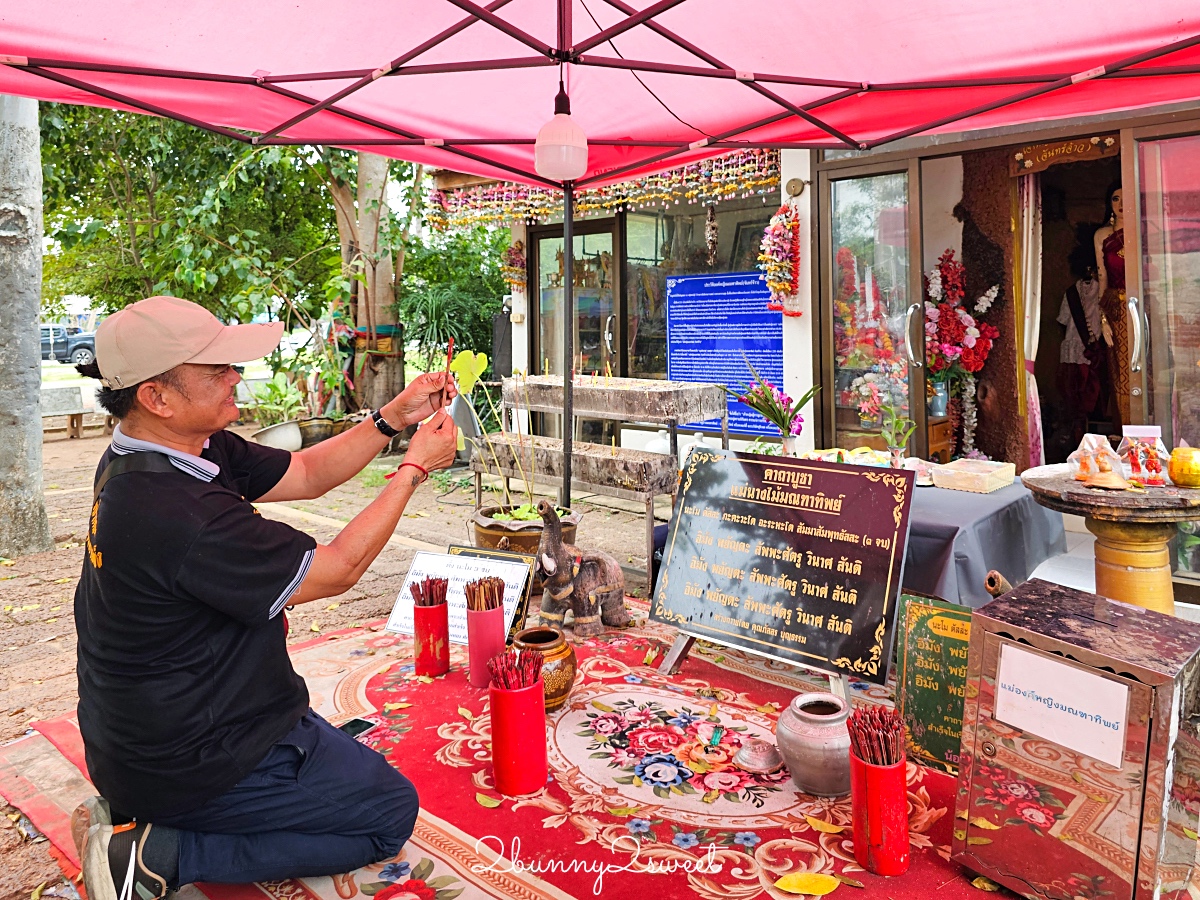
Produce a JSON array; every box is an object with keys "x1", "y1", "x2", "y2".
[{"x1": 155, "y1": 710, "x2": 418, "y2": 886}]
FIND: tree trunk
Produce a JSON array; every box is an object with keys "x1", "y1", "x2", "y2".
[
  {"x1": 0, "y1": 95, "x2": 52, "y2": 558},
  {"x1": 355, "y1": 152, "x2": 403, "y2": 411}
]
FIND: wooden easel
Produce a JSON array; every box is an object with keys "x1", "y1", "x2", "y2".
[{"x1": 659, "y1": 632, "x2": 854, "y2": 699}]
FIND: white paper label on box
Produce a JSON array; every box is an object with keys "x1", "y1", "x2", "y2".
[
  {"x1": 386, "y1": 551, "x2": 531, "y2": 645},
  {"x1": 993, "y1": 643, "x2": 1129, "y2": 769}
]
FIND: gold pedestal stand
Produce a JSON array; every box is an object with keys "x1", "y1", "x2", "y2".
[
  {"x1": 1085, "y1": 519, "x2": 1178, "y2": 615},
  {"x1": 1022, "y1": 464, "x2": 1200, "y2": 617}
]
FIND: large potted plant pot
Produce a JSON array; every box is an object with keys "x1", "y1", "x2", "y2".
[
  {"x1": 471, "y1": 505, "x2": 580, "y2": 554},
  {"x1": 472, "y1": 505, "x2": 581, "y2": 597},
  {"x1": 252, "y1": 420, "x2": 303, "y2": 451},
  {"x1": 298, "y1": 416, "x2": 334, "y2": 447}
]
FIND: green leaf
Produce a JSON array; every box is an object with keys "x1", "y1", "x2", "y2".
[
  {"x1": 411, "y1": 858, "x2": 435, "y2": 882},
  {"x1": 475, "y1": 793, "x2": 502, "y2": 808}
]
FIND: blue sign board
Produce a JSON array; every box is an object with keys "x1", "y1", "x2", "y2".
[{"x1": 665, "y1": 272, "x2": 783, "y2": 437}]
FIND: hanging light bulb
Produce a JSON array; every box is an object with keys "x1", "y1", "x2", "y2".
[{"x1": 535, "y1": 78, "x2": 588, "y2": 182}]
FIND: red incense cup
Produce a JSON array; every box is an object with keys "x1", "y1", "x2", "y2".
[
  {"x1": 489, "y1": 677, "x2": 547, "y2": 795},
  {"x1": 413, "y1": 603, "x2": 450, "y2": 677},
  {"x1": 466, "y1": 605, "x2": 506, "y2": 689},
  {"x1": 849, "y1": 751, "x2": 910, "y2": 876}
]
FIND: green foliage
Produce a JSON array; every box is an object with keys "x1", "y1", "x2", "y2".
[
  {"x1": 880, "y1": 399, "x2": 917, "y2": 450},
  {"x1": 398, "y1": 227, "x2": 508, "y2": 371},
  {"x1": 40, "y1": 105, "x2": 337, "y2": 323},
  {"x1": 491, "y1": 503, "x2": 567, "y2": 522},
  {"x1": 249, "y1": 374, "x2": 306, "y2": 426}
]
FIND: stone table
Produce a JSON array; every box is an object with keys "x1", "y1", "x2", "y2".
[{"x1": 1021, "y1": 463, "x2": 1200, "y2": 615}]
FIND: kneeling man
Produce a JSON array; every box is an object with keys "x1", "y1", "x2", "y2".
[{"x1": 73, "y1": 296, "x2": 458, "y2": 898}]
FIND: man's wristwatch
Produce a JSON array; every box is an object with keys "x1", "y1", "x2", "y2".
[{"x1": 371, "y1": 408, "x2": 401, "y2": 438}]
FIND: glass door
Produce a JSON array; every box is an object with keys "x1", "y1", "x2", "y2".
[
  {"x1": 530, "y1": 220, "x2": 620, "y2": 443},
  {"x1": 1129, "y1": 131, "x2": 1200, "y2": 590},
  {"x1": 820, "y1": 163, "x2": 926, "y2": 453}
]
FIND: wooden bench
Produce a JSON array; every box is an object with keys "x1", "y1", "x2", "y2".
[
  {"x1": 471, "y1": 432, "x2": 680, "y2": 573},
  {"x1": 41, "y1": 385, "x2": 87, "y2": 438}
]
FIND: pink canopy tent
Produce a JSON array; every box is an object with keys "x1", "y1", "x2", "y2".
[
  {"x1": 4, "y1": 1, "x2": 1200, "y2": 187},
  {"x1": 4, "y1": 0, "x2": 1200, "y2": 502}
]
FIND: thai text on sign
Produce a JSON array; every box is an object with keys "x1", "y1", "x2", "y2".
[{"x1": 652, "y1": 449, "x2": 914, "y2": 684}]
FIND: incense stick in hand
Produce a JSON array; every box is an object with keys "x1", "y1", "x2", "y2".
[{"x1": 438, "y1": 337, "x2": 454, "y2": 409}]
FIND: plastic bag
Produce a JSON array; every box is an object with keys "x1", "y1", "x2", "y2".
[
  {"x1": 1068, "y1": 434, "x2": 1122, "y2": 482},
  {"x1": 1117, "y1": 425, "x2": 1170, "y2": 486}
]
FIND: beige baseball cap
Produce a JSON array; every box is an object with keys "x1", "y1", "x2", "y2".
[{"x1": 95, "y1": 296, "x2": 284, "y2": 388}]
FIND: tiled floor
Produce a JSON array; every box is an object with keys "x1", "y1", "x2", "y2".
[
  {"x1": 1028, "y1": 515, "x2": 1200, "y2": 623},
  {"x1": 1029, "y1": 528, "x2": 1096, "y2": 593}
]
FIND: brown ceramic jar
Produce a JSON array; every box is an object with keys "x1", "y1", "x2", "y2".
[{"x1": 513, "y1": 625, "x2": 577, "y2": 713}]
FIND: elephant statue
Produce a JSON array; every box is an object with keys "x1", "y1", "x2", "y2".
[{"x1": 534, "y1": 499, "x2": 630, "y2": 637}]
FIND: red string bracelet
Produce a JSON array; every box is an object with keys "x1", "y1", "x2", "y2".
[{"x1": 384, "y1": 462, "x2": 429, "y2": 482}]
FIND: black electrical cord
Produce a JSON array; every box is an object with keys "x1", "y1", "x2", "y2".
[{"x1": 578, "y1": 0, "x2": 714, "y2": 140}]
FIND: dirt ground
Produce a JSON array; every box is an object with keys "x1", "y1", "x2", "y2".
[{"x1": 0, "y1": 421, "x2": 655, "y2": 897}]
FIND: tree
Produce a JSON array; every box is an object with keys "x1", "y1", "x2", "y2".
[
  {"x1": 40, "y1": 106, "x2": 337, "y2": 325},
  {"x1": 318, "y1": 151, "x2": 426, "y2": 410},
  {"x1": 399, "y1": 225, "x2": 508, "y2": 372},
  {"x1": 0, "y1": 95, "x2": 53, "y2": 558}
]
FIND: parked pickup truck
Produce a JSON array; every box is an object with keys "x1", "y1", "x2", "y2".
[{"x1": 40, "y1": 324, "x2": 96, "y2": 366}]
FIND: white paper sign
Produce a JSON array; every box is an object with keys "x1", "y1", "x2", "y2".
[
  {"x1": 386, "y1": 551, "x2": 531, "y2": 645},
  {"x1": 993, "y1": 643, "x2": 1129, "y2": 768}
]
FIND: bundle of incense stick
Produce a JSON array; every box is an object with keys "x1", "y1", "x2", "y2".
[
  {"x1": 487, "y1": 648, "x2": 543, "y2": 690},
  {"x1": 464, "y1": 576, "x2": 505, "y2": 612},
  {"x1": 847, "y1": 706, "x2": 906, "y2": 766},
  {"x1": 411, "y1": 576, "x2": 448, "y2": 607}
]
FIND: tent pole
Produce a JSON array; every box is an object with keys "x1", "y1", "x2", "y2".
[{"x1": 562, "y1": 182, "x2": 574, "y2": 510}]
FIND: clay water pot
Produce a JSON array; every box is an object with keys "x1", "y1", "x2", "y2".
[
  {"x1": 513, "y1": 625, "x2": 577, "y2": 713},
  {"x1": 774, "y1": 692, "x2": 852, "y2": 797}
]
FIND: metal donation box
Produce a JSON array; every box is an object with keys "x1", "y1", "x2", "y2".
[{"x1": 953, "y1": 579, "x2": 1200, "y2": 900}]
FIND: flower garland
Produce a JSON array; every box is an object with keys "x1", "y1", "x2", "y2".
[
  {"x1": 960, "y1": 374, "x2": 979, "y2": 455},
  {"x1": 759, "y1": 203, "x2": 801, "y2": 315},
  {"x1": 428, "y1": 150, "x2": 779, "y2": 229},
  {"x1": 500, "y1": 240, "x2": 526, "y2": 292}
]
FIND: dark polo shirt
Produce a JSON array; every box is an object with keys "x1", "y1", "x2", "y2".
[{"x1": 75, "y1": 426, "x2": 316, "y2": 819}]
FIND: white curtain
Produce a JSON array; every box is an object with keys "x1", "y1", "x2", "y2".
[{"x1": 1018, "y1": 173, "x2": 1044, "y2": 467}]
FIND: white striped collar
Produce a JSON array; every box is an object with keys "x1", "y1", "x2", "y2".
[{"x1": 110, "y1": 424, "x2": 219, "y2": 482}]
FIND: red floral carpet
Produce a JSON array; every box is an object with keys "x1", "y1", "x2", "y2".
[{"x1": 0, "y1": 607, "x2": 990, "y2": 900}]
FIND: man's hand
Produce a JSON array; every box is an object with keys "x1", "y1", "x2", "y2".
[
  {"x1": 384, "y1": 372, "x2": 459, "y2": 429},
  {"x1": 402, "y1": 408, "x2": 458, "y2": 478}
]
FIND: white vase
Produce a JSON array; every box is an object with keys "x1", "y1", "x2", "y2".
[
  {"x1": 782, "y1": 436, "x2": 799, "y2": 457},
  {"x1": 680, "y1": 432, "x2": 711, "y2": 460},
  {"x1": 644, "y1": 428, "x2": 672, "y2": 455}
]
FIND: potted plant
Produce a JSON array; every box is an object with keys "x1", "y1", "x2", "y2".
[
  {"x1": 249, "y1": 374, "x2": 306, "y2": 451},
  {"x1": 726, "y1": 357, "x2": 819, "y2": 456},
  {"x1": 879, "y1": 399, "x2": 917, "y2": 468},
  {"x1": 466, "y1": 371, "x2": 580, "y2": 563}
]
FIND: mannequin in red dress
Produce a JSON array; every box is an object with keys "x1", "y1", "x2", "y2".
[{"x1": 1094, "y1": 181, "x2": 1129, "y2": 427}]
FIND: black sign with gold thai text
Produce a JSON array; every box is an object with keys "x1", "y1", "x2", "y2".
[{"x1": 651, "y1": 449, "x2": 914, "y2": 684}]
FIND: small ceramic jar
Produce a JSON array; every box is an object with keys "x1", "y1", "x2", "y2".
[
  {"x1": 774, "y1": 692, "x2": 852, "y2": 797},
  {"x1": 513, "y1": 625, "x2": 577, "y2": 713}
]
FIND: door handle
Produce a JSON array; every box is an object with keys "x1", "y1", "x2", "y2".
[
  {"x1": 604, "y1": 315, "x2": 615, "y2": 356},
  {"x1": 1127, "y1": 295, "x2": 1142, "y2": 374},
  {"x1": 904, "y1": 303, "x2": 923, "y2": 368}
]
